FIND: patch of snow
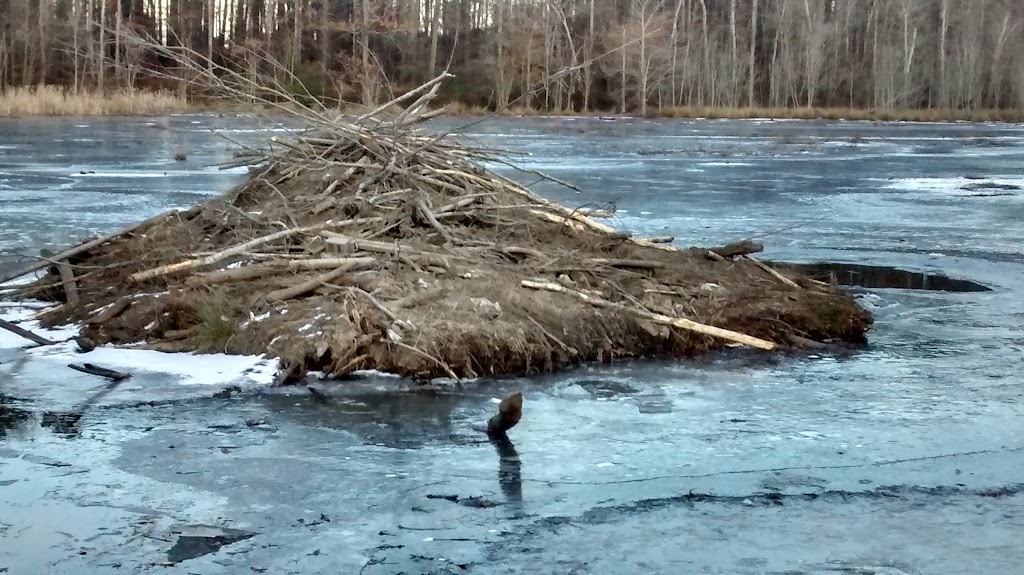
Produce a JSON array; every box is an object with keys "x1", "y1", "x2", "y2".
[
  {"x1": 884, "y1": 176, "x2": 1024, "y2": 195},
  {"x1": 28, "y1": 341, "x2": 276, "y2": 386},
  {"x1": 3, "y1": 303, "x2": 277, "y2": 386}
]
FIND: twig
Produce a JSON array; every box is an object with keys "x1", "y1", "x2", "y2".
[
  {"x1": 390, "y1": 340, "x2": 459, "y2": 380},
  {"x1": 744, "y1": 256, "x2": 802, "y2": 289},
  {"x1": 527, "y1": 316, "x2": 578, "y2": 355},
  {"x1": 347, "y1": 287, "x2": 398, "y2": 322}
]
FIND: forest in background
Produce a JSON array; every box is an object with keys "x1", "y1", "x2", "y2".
[{"x1": 1, "y1": 0, "x2": 1023, "y2": 115}]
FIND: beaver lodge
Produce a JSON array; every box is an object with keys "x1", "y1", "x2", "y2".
[{"x1": 1, "y1": 75, "x2": 871, "y2": 384}]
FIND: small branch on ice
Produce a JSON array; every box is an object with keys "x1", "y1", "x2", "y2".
[{"x1": 68, "y1": 363, "x2": 132, "y2": 382}]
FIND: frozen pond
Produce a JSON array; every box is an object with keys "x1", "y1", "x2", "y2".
[{"x1": 2, "y1": 115, "x2": 1024, "y2": 574}]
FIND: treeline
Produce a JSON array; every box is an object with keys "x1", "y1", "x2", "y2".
[{"x1": 1, "y1": 0, "x2": 1022, "y2": 113}]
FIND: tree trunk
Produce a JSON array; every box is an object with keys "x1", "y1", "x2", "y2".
[
  {"x1": 98, "y1": 0, "x2": 107, "y2": 91},
  {"x1": 620, "y1": 25, "x2": 626, "y2": 113},
  {"x1": 361, "y1": 0, "x2": 371, "y2": 103},
  {"x1": 748, "y1": 0, "x2": 759, "y2": 107},
  {"x1": 428, "y1": 0, "x2": 440, "y2": 79},
  {"x1": 938, "y1": 0, "x2": 948, "y2": 108}
]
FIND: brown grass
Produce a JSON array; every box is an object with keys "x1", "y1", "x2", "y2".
[{"x1": 0, "y1": 85, "x2": 186, "y2": 117}]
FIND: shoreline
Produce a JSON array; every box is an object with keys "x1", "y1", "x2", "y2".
[{"x1": 2, "y1": 86, "x2": 1021, "y2": 124}]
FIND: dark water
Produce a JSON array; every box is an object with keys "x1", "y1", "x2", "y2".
[{"x1": 1, "y1": 115, "x2": 1023, "y2": 574}]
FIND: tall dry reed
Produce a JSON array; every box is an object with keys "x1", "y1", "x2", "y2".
[{"x1": 0, "y1": 85, "x2": 186, "y2": 116}]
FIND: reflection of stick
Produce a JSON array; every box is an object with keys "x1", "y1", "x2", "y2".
[{"x1": 487, "y1": 391, "x2": 523, "y2": 434}]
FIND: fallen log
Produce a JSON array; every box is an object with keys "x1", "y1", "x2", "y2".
[
  {"x1": 0, "y1": 318, "x2": 56, "y2": 346},
  {"x1": 86, "y1": 299, "x2": 132, "y2": 326},
  {"x1": 710, "y1": 240, "x2": 764, "y2": 259},
  {"x1": 521, "y1": 280, "x2": 777, "y2": 351},
  {"x1": 589, "y1": 258, "x2": 666, "y2": 270}
]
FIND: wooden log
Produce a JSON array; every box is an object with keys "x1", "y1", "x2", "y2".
[
  {"x1": 85, "y1": 299, "x2": 131, "y2": 326},
  {"x1": 487, "y1": 391, "x2": 523, "y2": 434},
  {"x1": 645, "y1": 236, "x2": 675, "y2": 244},
  {"x1": 186, "y1": 257, "x2": 377, "y2": 286},
  {"x1": 40, "y1": 249, "x2": 79, "y2": 304},
  {"x1": 68, "y1": 363, "x2": 132, "y2": 382},
  {"x1": 0, "y1": 318, "x2": 56, "y2": 346},
  {"x1": 498, "y1": 246, "x2": 546, "y2": 260},
  {"x1": 710, "y1": 240, "x2": 764, "y2": 258},
  {"x1": 56, "y1": 260, "x2": 80, "y2": 304},
  {"x1": 521, "y1": 280, "x2": 777, "y2": 351},
  {"x1": 744, "y1": 256, "x2": 802, "y2": 290},
  {"x1": 321, "y1": 233, "x2": 450, "y2": 269},
  {"x1": 265, "y1": 266, "x2": 353, "y2": 302},
  {"x1": 129, "y1": 225, "x2": 324, "y2": 283},
  {"x1": 788, "y1": 334, "x2": 828, "y2": 350},
  {"x1": 588, "y1": 258, "x2": 666, "y2": 270}
]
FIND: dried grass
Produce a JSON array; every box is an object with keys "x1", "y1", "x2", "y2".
[{"x1": 0, "y1": 85, "x2": 186, "y2": 117}]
